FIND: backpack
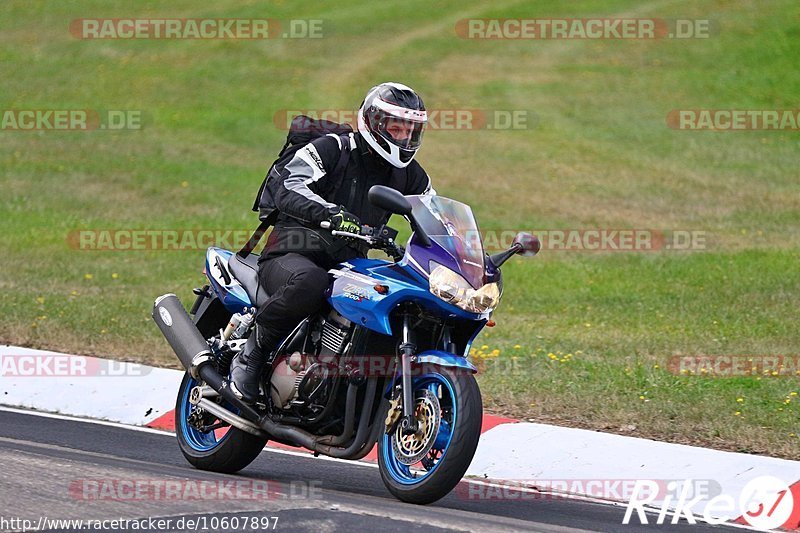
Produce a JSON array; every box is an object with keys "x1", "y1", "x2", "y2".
[
  {"x1": 252, "y1": 115, "x2": 354, "y2": 224},
  {"x1": 239, "y1": 115, "x2": 353, "y2": 257}
]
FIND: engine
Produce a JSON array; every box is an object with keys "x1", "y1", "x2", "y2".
[{"x1": 268, "y1": 310, "x2": 352, "y2": 411}]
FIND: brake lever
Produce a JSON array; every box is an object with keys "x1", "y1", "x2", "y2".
[{"x1": 330, "y1": 230, "x2": 375, "y2": 243}]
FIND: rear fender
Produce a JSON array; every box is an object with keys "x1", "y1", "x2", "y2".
[{"x1": 192, "y1": 290, "x2": 231, "y2": 338}]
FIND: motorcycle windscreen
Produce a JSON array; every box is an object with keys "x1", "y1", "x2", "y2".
[{"x1": 407, "y1": 195, "x2": 486, "y2": 289}]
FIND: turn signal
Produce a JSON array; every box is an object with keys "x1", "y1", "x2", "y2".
[{"x1": 374, "y1": 284, "x2": 389, "y2": 295}]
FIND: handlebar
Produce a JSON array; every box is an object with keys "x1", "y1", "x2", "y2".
[{"x1": 320, "y1": 221, "x2": 404, "y2": 261}]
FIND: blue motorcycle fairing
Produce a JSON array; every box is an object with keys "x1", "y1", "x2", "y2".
[
  {"x1": 328, "y1": 258, "x2": 488, "y2": 336},
  {"x1": 203, "y1": 247, "x2": 490, "y2": 339},
  {"x1": 205, "y1": 247, "x2": 252, "y2": 314},
  {"x1": 462, "y1": 322, "x2": 486, "y2": 360}
]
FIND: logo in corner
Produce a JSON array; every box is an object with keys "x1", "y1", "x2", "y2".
[{"x1": 158, "y1": 306, "x2": 173, "y2": 327}]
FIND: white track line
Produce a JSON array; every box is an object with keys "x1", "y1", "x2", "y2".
[
  {"x1": 0, "y1": 405, "x2": 376, "y2": 468},
  {"x1": 0, "y1": 405, "x2": 173, "y2": 435}
]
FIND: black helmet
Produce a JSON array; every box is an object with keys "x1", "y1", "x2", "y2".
[{"x1": 357, "y1": 82, "x2": 427, "y2": 168}]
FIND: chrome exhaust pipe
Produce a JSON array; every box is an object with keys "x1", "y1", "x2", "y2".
[
  {"x1": 196, "y1": 385, "x2": 219, "y2": 399},
  {"x1": 195, "y1": 398, "x2": 268, "y2": 438}
]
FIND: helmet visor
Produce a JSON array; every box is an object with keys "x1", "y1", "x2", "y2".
[{"x1": 364, "y1": 99, "x2": 426, "y2": 151}]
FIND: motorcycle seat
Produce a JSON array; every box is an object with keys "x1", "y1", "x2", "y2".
[{"x1": 228, "y1": 252, "x2": 270, "y2": 308}]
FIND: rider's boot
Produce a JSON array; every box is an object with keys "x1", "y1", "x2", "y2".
[{"x1": 227, "y1": 325, "x2": 269, "y2": 404}]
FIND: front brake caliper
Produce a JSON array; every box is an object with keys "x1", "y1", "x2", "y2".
[{"x1": 385, "y1": 397, "x2": 402, "y2": 432}]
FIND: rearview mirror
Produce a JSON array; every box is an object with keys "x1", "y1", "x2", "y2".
[
  {"x1": 513, "y1": 232, "x2": 540, "y2": 257},
  {"x1": 368, "y1": 185, "x2": 412, "y2": 216},
  {"x1": 488, "y1": 232, "x2": 540, "y2": 268}
]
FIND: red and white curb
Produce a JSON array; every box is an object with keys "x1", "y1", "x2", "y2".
[{"x1": 2, "y1": 345, "x2": 799, "y2": 530}]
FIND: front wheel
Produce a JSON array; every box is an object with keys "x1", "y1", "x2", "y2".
[
  {"x1": 378, "y1": 365, "x2": 482, "y2": 504},
  {"x1": 175, "y1": 372, "x2": 268, "y2": 474}
]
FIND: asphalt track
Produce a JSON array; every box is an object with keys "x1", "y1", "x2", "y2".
[{"x1": 0, "y1": 408, "x2": 737, "y2": 532}]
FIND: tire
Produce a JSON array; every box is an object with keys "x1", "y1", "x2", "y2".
[
  {"x1": 378, "y1": 365, "x2": 483, "y2": 504},
  {"x1": 175, "y1": 372, "x2": 268, "y2": 474}
]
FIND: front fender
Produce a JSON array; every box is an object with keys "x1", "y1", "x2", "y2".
[
  {"x1": 414, "y1": 350, "x2": 477, "y2": 374},
  {"x1": 383, "y1": 350, "x2": 478, "y2": 395}
]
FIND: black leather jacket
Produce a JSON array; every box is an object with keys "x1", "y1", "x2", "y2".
[{"x1": 261, "y1": 132, "x2": 433, "y2": 267}]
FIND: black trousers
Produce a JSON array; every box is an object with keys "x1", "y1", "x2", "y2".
[{"x1": 253, "y1": 253, "x2": 330, "y2": 352}]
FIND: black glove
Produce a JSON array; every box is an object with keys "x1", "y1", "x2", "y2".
[{"x1": 327, "y1": 208, "x2": 362, "y2": 235}]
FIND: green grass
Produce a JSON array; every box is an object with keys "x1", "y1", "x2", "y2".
[{"x1": 1, "y1": 0, "x2": 799, "y2": 457}]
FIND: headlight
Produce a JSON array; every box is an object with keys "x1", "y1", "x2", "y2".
[{"x1": 428, "y1": 263, "x2": 501, "y2": 313}]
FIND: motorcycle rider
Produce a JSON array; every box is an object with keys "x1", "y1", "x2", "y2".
[{"x1": 228, "y1": 82, "x2": 435, "y2": 404}]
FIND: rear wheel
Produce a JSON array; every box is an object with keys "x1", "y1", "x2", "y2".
[
  {"x1": 175, "y1": 372, "x2": 267, "y2": 473},
  {"x1": 378, "y1": 365, "x2": 482, "y2": 504}
]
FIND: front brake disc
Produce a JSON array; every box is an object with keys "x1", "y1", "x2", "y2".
[{"x1": 391, "y1": 389, "x2": 441, "y2": 465}]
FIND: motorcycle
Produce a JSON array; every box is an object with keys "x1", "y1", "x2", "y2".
[{"x1": 152, "y1": 185, "x2": 539, "y2": 504}]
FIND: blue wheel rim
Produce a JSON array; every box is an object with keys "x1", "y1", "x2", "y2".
[
  {"x1": 381, "y1": 373, "x2": 456, "y2": 485},
  {"x1": 178, "y1": 376, "x2": 235, "y2": 452}
]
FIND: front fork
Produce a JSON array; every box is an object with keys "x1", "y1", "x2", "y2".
[{"x1": 398, "y1": 313, "x2": 420, "y2": 435}]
